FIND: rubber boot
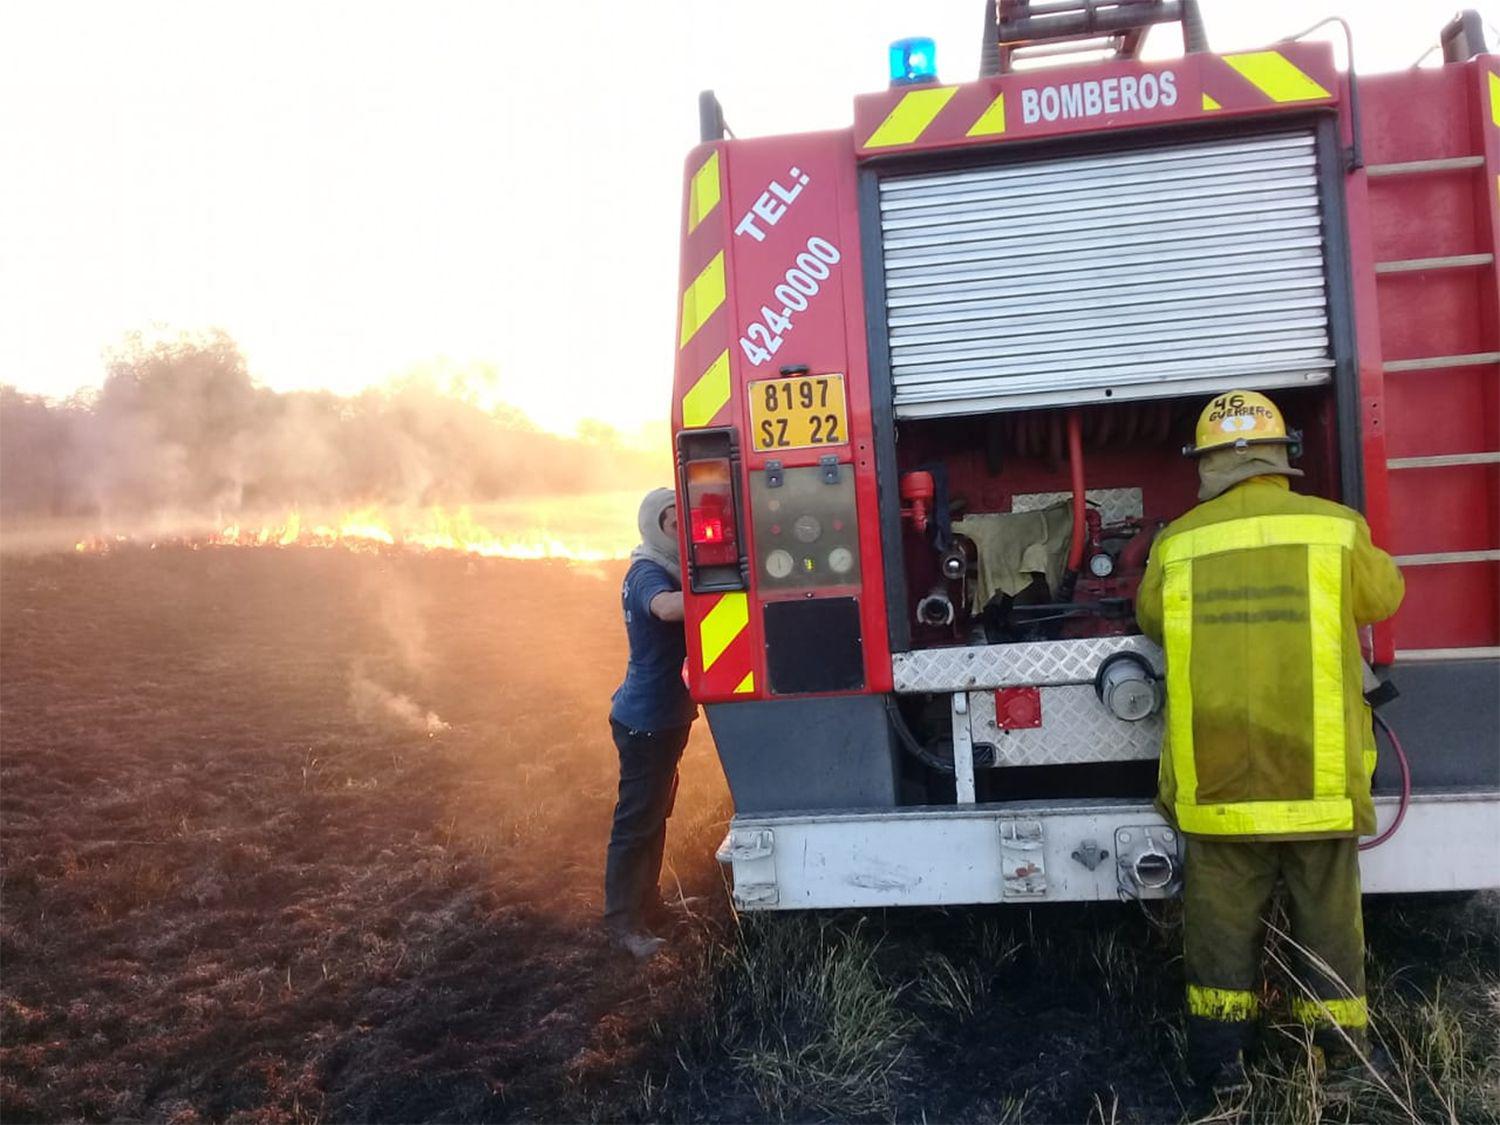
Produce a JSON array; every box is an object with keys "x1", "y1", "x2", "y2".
[{"x1": 1187, "y1": 1016, "x2": 1254, "y2": 1094}]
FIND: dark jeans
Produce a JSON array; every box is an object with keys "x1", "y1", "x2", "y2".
[{"x1": 604, "y1": 718, "x2": 690, "y2": 932}]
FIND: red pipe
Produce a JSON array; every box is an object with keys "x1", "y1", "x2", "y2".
[
  {"x1": 1066, "y1": 409, "x2": 1086, "y2": 572},
  {"x1": 1118, "y1": 522, "x2": 1158, "y2": 572},
  {"x1": 1359, "y1": 712, "x2": 1410, "y2": 851}
]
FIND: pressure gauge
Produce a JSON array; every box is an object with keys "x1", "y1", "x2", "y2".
[
  {"x1": 1089, "y1": 552, "x2": 1115, "y2": 578},
  {"x1": 828, "y1": 546, "x2": 854, "y2": 575},
  {"x1": 792, "y1": 515, "x2": 822, "y2": 543},
  {"x1": 765, "y1": 549, "x2": 794, "y2": 579}
]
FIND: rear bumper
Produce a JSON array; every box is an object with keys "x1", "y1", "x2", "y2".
[{"x1": 716, "y1": 789, "x2": 1500, "y2": 910}]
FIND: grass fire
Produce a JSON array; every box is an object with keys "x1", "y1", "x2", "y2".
[
  {"x1": 70, "y1": 498, "x2": 641, "y2": 563},
  {"x1": 4, "y1": 1, "x2": 1500, "y2": 1116}
]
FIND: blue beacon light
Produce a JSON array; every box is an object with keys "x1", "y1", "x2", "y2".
[{"x1": 889, "y1": 37, "x2": 938, "y2": 87}]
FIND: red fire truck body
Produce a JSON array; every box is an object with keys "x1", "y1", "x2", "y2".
[{"x1": 669, "y1": 15, "x2": 1499, "y2": 909}]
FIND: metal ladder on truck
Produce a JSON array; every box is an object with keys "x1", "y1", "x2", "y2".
[
  {"x1": 977, "y1": 0, "x2": 1208, "y2": 75},
  {"x1": 1362, "y1": 14, "x2": 1500, "y2": 662}
]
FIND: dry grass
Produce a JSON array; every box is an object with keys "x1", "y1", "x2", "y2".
[
  {"x1": 628, "y1": 892, "x2": 1497, "y2": 1122},
  {"x1": 2, "y1": 546, "x2": 1494, "y2": 1123}
]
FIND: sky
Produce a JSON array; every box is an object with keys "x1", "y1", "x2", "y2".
[{"x1": 1, "y1": 0, "x2": 1494, "y2": 434}]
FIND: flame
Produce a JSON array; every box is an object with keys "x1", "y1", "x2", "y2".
[{"x1": 72, "y1": 500, "x2": 638, "y2": 562}]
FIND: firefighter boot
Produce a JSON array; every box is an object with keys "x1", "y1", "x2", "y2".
[
  {"x1": 1187, "y1": 1015, "x2": 1254, "y2": 1094},
  {"x1": 1319, "y1": 1041, "x2": 1394, "y2": 1103}
]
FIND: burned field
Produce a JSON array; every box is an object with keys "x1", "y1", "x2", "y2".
[
  {"x1": 2, "y1": 547, "x2": 1496, "y2": 1124},
  {"x1": 0, "y1": 548, "x2": 732, "y2": 1122}
]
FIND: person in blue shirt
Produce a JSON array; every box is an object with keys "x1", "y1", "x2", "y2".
[{"x1": 605, "y1": 488, "x2": 698, "y2": 958}]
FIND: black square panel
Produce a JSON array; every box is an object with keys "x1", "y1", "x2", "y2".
[{"x1": 763, "y1": 597, "x2": 864, "y2": 695}]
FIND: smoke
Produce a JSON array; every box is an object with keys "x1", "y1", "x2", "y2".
[
  {"x1": 0, "y1": 329, "x2": 667, "y2": 527},
  {"x1": 369, "y1": 565, "x2": 434, "y2": 677},
  {"x1": 348, "y1": 672, "x2": 449, "y2": 737},
  {"x1": 347, "y1": 566, "x2": 449, "y2": 736}
]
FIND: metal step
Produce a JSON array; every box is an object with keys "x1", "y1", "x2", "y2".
[
  {"x1": 1387, "y1": 452, "x2": 1500, "y2": 469},
  {"x1": 1383, "y1": 351, "x2": 1500, "y2": 373},
  {"x1": 1366, "y1": 155, "x2": 1485, "y2": 178},
  {"x1": 1374, "y1": 253, "x2": 1495, "y2": 275},
  {"x1": 1397, "y1": 646, "x2": 1500, "y2": 662},
  {"x1": 1392, "y1": 549, "x2": 1500, "y2": 567}
]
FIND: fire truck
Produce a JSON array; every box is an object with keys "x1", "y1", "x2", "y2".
[{"x1": 669, "y1": 1, "x2": 1500, "y2": 909}]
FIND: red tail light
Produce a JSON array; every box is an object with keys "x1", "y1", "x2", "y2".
[
  {"x1": 691, "y1": 514, "x2": 725, "y2": 544},
  {"x1": 685, "y1": 458, "x2": 738, "y2": 567},
  {"x1": 677, "y1": 429, "x2": 746, "y2": 593}
]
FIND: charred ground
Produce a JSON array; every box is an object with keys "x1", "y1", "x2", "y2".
[
  {"x1": 0, "y1": 549, "x2": 731, "y2": 1122},
  {"x1": 1, "y1": 549, "x2": 1495, "y2": 1123}
]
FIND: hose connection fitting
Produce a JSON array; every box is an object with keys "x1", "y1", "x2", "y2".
[
  {"x1": 1115, "y1": 826, "x2": 1182, "y2": 899},
  {"x1": 1094, "y1": 652, "x2": 1161, "y2": 722}
]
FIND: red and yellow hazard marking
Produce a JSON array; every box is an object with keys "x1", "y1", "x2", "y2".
[
  {"x1": 864, "y1": 85, "x2": 959, "y2": 148},
  {"x1": 687, "y1": 151, "x2": 721, "y2": 233},
  {"x1": 1221, "y1": 50, "x2": 1330, "y2": 103},
  {"x1": 854, "y1": 43, "x2": 1338, "y2": 155},
  {"x1": 675, "y1": 146, "x2": 735, "y2": 432},
  {"x1": 679, "y1": 251, "x2": 725, "y2": 349},
  {"x1": 1492, "y1": 67, "x2": 1500, "y2": 209},
  {"x1": 966, "y1": 91, "x2": 1007, "y2": 138},
  {"x1": 681, "y1": 349, "x2": 732, "y2": 430},
  {"x1": 1484, "y1": 66, "x2": 1500, "y2": 372},
  {"x1": 671, "y1": 144, "x2": 758, "y2": 699},
  {"x1": 695, "y1": 591, "x2": 755, "y2": 696}
]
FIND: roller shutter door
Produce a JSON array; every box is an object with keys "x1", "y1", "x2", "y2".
[{"x1": 877, "y1": 130, "x2": 1335, "y2": 417}]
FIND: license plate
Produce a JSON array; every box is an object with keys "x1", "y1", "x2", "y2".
[{"x1": 747, "y1": 373, "x2": 848, "y2": 452}]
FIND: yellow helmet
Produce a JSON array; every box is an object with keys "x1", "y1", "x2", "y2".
[{"x1": 1186, "y1": 390, "x2": 1293, "y2": 456}]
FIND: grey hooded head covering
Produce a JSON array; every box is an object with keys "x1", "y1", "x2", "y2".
[
  {"x1": 630, "y1": 487, "x2": 681, "y2": 584},
  {"x1": 1196, "y1": 443, "x2": 1303, "y2": 501}
]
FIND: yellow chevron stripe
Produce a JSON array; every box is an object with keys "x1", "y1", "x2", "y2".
[
  {"x1": 967, "y1": 92, "x2": 1006, "y2": 137},
  {"x1": 864, "y1": 86, "x2": 958, "y2": 148},
  {"x1": 688, "y1": 151, "x2": 721, "y2": 233},
  {"x1": 679, "y1": 251, "x2": 725, "y2": 349},
  {"x1": 733, "y1": 671, "x2": 755, "y2": 695},
  {"x1": 1490, "y1": 70, "x2": 1499, "y2": 127},
  {"x1": 681, "y1": 349, "x2": 731, "y2": 429},
  {"x1": 1224, "y1": 51, "x2": 1331, "y2": 103},
  {"x1": 1202, "y1": 93, "x2": 1222, "y2": 112},
  {"x1": 700, "y1": 592, "x2": 748, "y2": 672}
]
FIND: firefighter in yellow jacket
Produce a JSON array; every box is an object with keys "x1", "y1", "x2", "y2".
[{"x1": 1135, "y1": 390, "x2": 1404, "y2": 1089}]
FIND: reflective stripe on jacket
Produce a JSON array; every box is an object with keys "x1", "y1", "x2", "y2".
[{"x1": 1136, "y1": 478, "x2": 1405, "y2": 839}]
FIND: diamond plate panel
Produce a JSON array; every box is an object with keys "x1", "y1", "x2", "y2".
[
  {"x1": 971, "y1": 685, "x2": 1162, "y2": 765},
  {"x1": 892, "y1": 637, "x2": 1164, "y2": 693},
  {"x1": 1012, "y1": 488, "x2": 1144, "y2": 526}
]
